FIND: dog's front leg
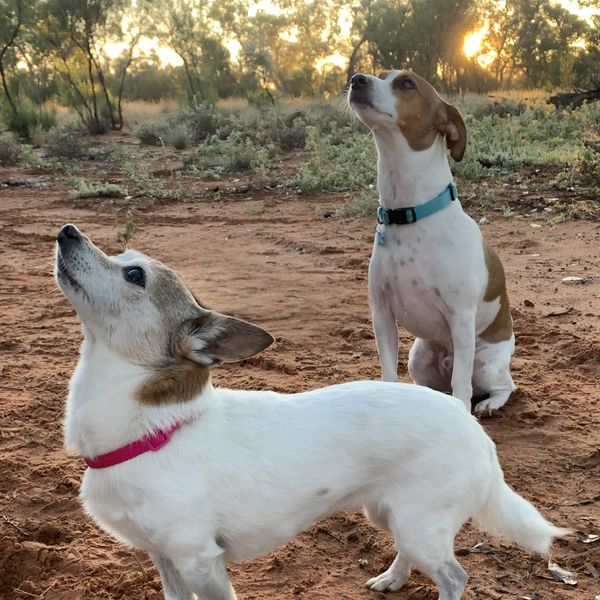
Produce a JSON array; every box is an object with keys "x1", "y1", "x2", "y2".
[
  {"x1": 448, "y1": 311, "x2": 476, "y2": 411},
  {"x1": 150, "y1": 553, "x2": 195, "y2": 600},
  {"x1": 372, "y1": 303, "x2": 399, "y2": 381},
  {"x1": 174, "y1": 554, "x2": 237, "y2": 600}
]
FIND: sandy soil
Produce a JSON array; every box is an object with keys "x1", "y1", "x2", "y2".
[{"x1": 1, "y1": 138, "x2": 599, "y2": 599}]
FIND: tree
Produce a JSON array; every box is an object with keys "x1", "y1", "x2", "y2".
[
  {"x1": 157, "y1": 0, "x2": 232, "y2": 102},
  {"x1": 0, "y1": 0, "x2": 27, "y2": 120},
  {"x1": 38, "y1": 0, "x2": 132, "y2": 132}
]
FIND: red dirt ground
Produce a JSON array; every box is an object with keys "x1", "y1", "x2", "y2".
[{"x1": 0, "y1": 139, "x2": 599, "y2": 599}]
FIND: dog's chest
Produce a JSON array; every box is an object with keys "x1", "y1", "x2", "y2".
[
  {"x1": 370, "y1": 228, "x2": 453, "y2": 341},
  {"x1": 81, "y1": 470, "x2": 162, "y2": 552}
]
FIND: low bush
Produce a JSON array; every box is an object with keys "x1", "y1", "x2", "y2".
[
  {"x1": 187, "y1": 131, "x2": 271, "y2": 179},
  {"x1": 1, "y1": 99, "x2": 56, "y2": 138},
  {"x1": 287, "y1": 127, "x2": 376, "y2": 193},
  {"x1": 0, "y1": 132, "x2": 22, "y2": 166},
  {"x1": 45, "y1": 125, "x2": 87, "y2": 159},
  {"x1": 72, "y1": 180, "x2": 127, "y2": 199}
]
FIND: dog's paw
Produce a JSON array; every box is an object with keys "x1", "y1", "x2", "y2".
[
  {"x1": 473, "y1": 397, "x2": 506, "y2": 417},
  {"x1": 365, "y1": 571, "x2": 407, "y2": 592}
]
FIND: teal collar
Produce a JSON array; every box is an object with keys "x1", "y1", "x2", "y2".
[{"x1": 376, "y1": 183, "x2": 458, "y2": 246}]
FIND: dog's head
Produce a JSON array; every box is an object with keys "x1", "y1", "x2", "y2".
[
  {"x1": 348, "y1": 69, "x2": 466, "y2": 161},
  {"x1": 55, "y1": 224, "x2": 274, "y2": 382}
]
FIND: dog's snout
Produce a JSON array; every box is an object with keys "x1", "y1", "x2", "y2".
[
  {"x1": 57, "y1": 224, "x2": 81, "y2": 245},
  {"x1": 351, "y1": 73, "x2": 369, "y2": 88}
]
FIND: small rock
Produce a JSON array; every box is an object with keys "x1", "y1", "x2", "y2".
[
  {"x1": 357, "y1": 558, "x2": 369, "y2": 567},
  {"x1": 530, "y1": 223, "x2": 542, "y2": 228},
  {"x1": 479, "y1": 216, "x2": 488, "y2": 225},
  {"x1": 524, "y1": 299, "x2": 534, "y2": 307}
]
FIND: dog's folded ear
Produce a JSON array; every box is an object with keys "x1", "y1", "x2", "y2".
[
  {"x1": 441, "y1": 103, "x2": 467, "y2": 162},
  {"x1": 178, "y1": 311, "x2": 274, "y2": 366}
]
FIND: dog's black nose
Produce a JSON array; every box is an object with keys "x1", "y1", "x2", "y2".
[
  {"x1": 351, "y1": 73, "x2": 369, "y2": 88},
  {"x1": 57, "y1": 224, "x2": 81, "y2": 245}
]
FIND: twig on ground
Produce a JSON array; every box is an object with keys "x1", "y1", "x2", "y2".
[
  {"x1": 2, "y1": 515, "x2": 30, "y2": 536},
  {"x1": 564, "y1": 545, "x2": 600, "y2": 562}
]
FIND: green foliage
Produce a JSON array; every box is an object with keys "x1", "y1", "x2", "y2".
[
  {"x1": 135, "y1": 100, "x2": 355, "y2": 155},
  {"x1": 168, "y1": 123, "x2": 193, "y2": 150},
  {"x1": 577, "y1": 145, "x2": 600, "y2": 186},
  {"x1": 470, "y1": 98, "x2": 527, "y2": 119},
  {"x1": 117, "y1": 208, "x2": 136, "y2": 244},
  {"x1": 335, "y1": 192, "x2": 379, "y2": 218},
  {"x1": 453, "y1": 102, "x2": 599, "y2": 178},
  {"x1": 0, "y1": 99, "x2": 56, "y2": 138},
  {"x1": 45, "y1": 125, "x2": 86, "y2": 159},
  {"x1": 287, "y1": 127, "x2": 376, "y2": 194},
  {"x1": 0, "y1": 131, "x2": 21, "y2": 165},
  {"x1": 72, "y1": 180, "x2": 127, "y2": 199},
  {"x1": 187, "y1": 131, "x2": 271, "y2": 179},
  {"x1": 134, "y1": 117, "x2": 169, "y2": 145}
]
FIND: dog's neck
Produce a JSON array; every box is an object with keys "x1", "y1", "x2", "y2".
[
  {"x1": 64, "y1": 336, "x2": 216, "y2": 458},
  {"x1": 373, "y1": 129, "x2": 453, "y2": 209}
]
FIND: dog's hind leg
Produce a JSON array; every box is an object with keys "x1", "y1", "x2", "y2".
[
  {"x1": 431, "y1": 559, "x2": 468, "y2": 600},
  {"x1": 173, "y1": 552, "x2": 237, "y2": 600},
  {"x1": 472, "y1": 337, "x2": 515, "y2": 416},
  {"x1": 150, "y1": 553, "x2": 194, "y2": 600},
  {"x1": 386, "y1": 506, "x2": 467, "y2": 599},
  {"x1": 408, "y1": 338, "x2": 452, "y2": 392}
]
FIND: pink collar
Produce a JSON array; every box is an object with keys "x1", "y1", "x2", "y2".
[{"x1": 83, "y1": 422, "x2": 182, "y2": 469}]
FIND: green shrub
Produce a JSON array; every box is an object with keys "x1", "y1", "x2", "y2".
[
  {"x1": 72, "y1": 180, "x2": 127, "y2": 199},
  {"x1": 180, "y1": 102, "x2": 223, "y2": 141},
  {"x1": 188, "y1": 131, "x2": 271, "y2": 178},
  {"x1": 1, "y1": 99, "x2": 56, "y2": 138},
  {"x1": 577, "y1": 145, "x2": 600, "y2": 185},
  {"x1": 335, "y1": 191, "x2": 379, "y2": 218},
  {"x1": 287, "y1": 127, "x2": 376, "y2": 193},
  {"x1": 135, "y1": 100, "x2": 355, "y2": 152},
  {"x1": 453, "y1": 102, "x2": 599, "y2": 178},
  {"x1": 0, "y1": 132, "x2": 22, "y2": 166},
  {"x1": 471, "y1": 98, "x2": 527, "y2": 118},
  {"x1": 166, "y1": 123, "x2": 193, "y2": 150},
  {"x1": 45, "y1": 125, "x2": 86, "y2": 159},
  {"x1": 134, "y1": 116, "x2": 170, "y2": 145}
]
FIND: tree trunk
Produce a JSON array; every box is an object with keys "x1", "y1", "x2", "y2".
[
  {"x1": 346, "y1": 35, "x2": 366, "y2": 87},
  {"x1": 0, "y1": 57, "x2": 18, "y2": 118}
]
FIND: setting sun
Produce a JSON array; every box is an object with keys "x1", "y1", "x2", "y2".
[{"x1": 463, "y1": 28, "x2": 486, "y2": 58}]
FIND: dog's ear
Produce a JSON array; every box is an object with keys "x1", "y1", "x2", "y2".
[
  {"x1": 440, "y1": 102, "x2": 467, "y2": 162},
  {"x1": 179, "y1": 311, "x2": 274, "y2": 366}
]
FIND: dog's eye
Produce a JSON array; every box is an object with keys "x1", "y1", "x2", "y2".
[
  {"x1": 124, "y1": 266, "x2": 145, "y2": 288},
  {"x1": 400, "y1": 79, "x2": 415, "y2": 90}
]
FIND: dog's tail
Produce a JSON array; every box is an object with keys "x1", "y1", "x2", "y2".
[{"x1": 472, "y1": 442, "x2": 571, "y2": 555}]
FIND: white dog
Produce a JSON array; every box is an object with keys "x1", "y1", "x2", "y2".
[
  {"x1": 55, "y1": 224, "x2": 566, "y2": 600},
  {"x1": 349, "y1": 70, "x2": 515, "y2": 415}
]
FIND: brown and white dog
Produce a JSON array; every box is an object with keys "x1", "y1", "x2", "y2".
[{"x1": 349, "y1": 70, "x2": 515, "y2": 415}]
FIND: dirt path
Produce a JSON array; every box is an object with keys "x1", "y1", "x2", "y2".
[{"x1": 0, "y1": 158, "x2": 599, "y2": 599}]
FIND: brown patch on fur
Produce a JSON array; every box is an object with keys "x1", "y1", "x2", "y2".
[
  {"x1": 392, "y1": 70, "x2": 467, "y2": 161},
  {"x1": 136, "y1": 362, "x2": 210, "y2": 405},
  {"x1": 480, "y1": 241, "x2": 513, "y2": 343}
]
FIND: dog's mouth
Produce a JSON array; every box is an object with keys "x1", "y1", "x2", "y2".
[
  {"x1": 57, "y1": 255, "x2": 82, "y2": 292},
  {"x1": 349, "y1": 95, "x2": 392, "y2": 119}
]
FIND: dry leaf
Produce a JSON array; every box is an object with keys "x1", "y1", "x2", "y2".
[{"x1": 547, "y1": 561, "x2": 578, "y2": 585}]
